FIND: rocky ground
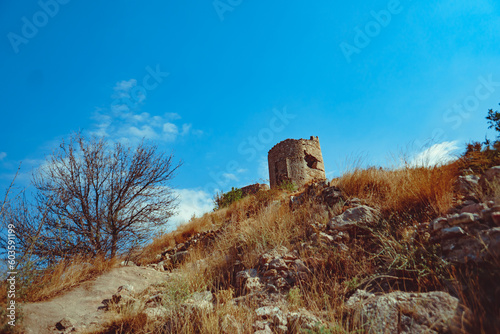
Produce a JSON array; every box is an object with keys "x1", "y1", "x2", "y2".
[{"x1": 21, "y1": 166, "x2": 500, "y2": 333}]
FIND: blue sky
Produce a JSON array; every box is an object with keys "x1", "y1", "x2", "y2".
[{"x1": 1, "y1": 0, "x2": 500, "y2": 226}]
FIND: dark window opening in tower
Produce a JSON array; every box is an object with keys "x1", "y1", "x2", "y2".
[{"x1": 304, "y1": 151, "x2": 319, "y2": 169}]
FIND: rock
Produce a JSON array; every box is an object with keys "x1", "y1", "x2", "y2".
[
  {"x1": 55, "y1": 317, "x2": 75, "y2": 331},
  {"x1": 182, "y1": 291, "x2": 213, "y2": 313},
  {"x1": 245, "y1": 277, "x2": 263, "y2": 293},
  {"x1": 461, "y1": 203, "x2": 487, "y2": 215},
  {"x1": 312, "y1": 232, "x2": 334, "y2": 244},
  {"x1": 143, "y1": 307, "x2": 169, "y2": 320},
  {"x1": 172, "y1": 250, "x2": 188, "y2": 263},
  {"x1": 220, "y1": 314, "x2": 242, "y2": 334},
  {"x1": 273, "y1": 312, "x2": 288, "y2": 327},
  {"x1": 321, "y1": 186, "x2": 343, "y2": 207},
  {"x1": 287, "y1": 309, "x2": 321, "y2": 330},
  {"x1": 480, "y1": 227, "x2": 500, "y2": 259},
  {"x1": 328, "y1": 205, "x2": 379, "y2": 231},
  {"x1": 254, "y1": 324, "x2": 273, "y2": 334},
  {"x1": 431, "y1": 217, "x2": 448, "y2": 231},
  {"x1": 448, "y1": 213, "x2": 476, "y2": 226},
  {"x1": 456, "y1": 175, "x2": 479, "y2": 194},
  {"x1": 157, "y1": 261, "x2": 165, "y2": 272},
  {"x1": 479, "y1": 166, "x2": 500, "y2": 195},
  {"x1": 346, "y1": 290, "x2": 468, "y2": 334},
  {"x1": 263, "y1": 269, "x2": 278, "y2": 277},
  {"x1": 269, "y1": 258, "x2": 288, "y2": 271},
  {"x1": 120, "y1": 260, "x2": 136, "y2": 266},
  {"x1": 255, "y1": 306, "x2": 281, "y2": 318},
  {"x1": 253, "y1": 320, "x2": 272, "y2": 331},
  {"x1": 241, "y1": 183, "x2": 269, "y2": 197},
  {"x1": 440, "y1": 226, "x2": 466, "y2": 240},
  {"x1": 112, "y1": 285, "x2": 136, "y2": 306},
  {"x1": 236, "y1": 268, "x2": 258, "y2": 279}
]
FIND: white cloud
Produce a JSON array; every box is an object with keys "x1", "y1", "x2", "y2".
[
  {"x1": 128, "y1": 125, "x2": 157, "y2": 139},
  {"x1": 114, "y1": 79, "x2": 137, "y2": 93},
  {"x1": 0, "y1": 152, "x2": 6, "y2": 161},
  {"x1": 169, "y1": 189, "x2": 214, "y2": 227},
  {"x1": 89, "y1": 80, "x2": 202, "y2": 144},
  {"x1": 163, "y1": 122, "x2": 178, "y2": 134},
  {"x1": 410, "y1": 141, "x2": 459, "y2": 167},
  {"x1": 181, "y1": 123, "x2": 192, "y2": 136}
]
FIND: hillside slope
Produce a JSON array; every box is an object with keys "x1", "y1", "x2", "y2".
[{"x1": 19, "y1": 164, "x2": 500, "y2": 333}]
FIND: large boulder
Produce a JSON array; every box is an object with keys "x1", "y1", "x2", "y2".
[
  {"x1": 456, "y1": 175, "x2": 479, "y2": 195},
  {"x1": 328, "y1": 205, "x2": 379, "y2": 231},
  {"x1": 346, "y1": 290, "x2": 468, "y2": 333}
]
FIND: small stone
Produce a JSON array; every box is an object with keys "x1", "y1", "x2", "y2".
[
  {"x1": 448, "y1": 213, "x2": 476, "y2": 226},
  {"x1": 269, "y1": 258, "x2": 288, "y2": 271},
  {"x1": 431, "y1": 217, "x2": 448, "y2": 231},
  {"x1": 55, "y1": 317, "x2": 75, "y2": 331},
  {"x1": 253, "y1": 320, "x2": 271, "y2": 331},
  {"x1": 256, "y1": 306, "x2": 280, "y2": 318},
  {"x1": 143, "y1": 307, "x2": 168, "y2": 320},
  {"x1": 273, "y1": 312, "x2": 288, "y2": 327},
  {"x1": 461, "y1": 203, "x2": 487, "y2": 215},
  {"x1": 245, "y1": 277, "x2": 263, "y2": 293},
  {"x1": 254, "y1": 324, "x2": 273, "y2": 334},
  {"x1": 440, "y1": 227, "x2": 466, "y2": 240}
]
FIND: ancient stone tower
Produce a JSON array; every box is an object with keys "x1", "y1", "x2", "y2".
[{"x1": 268, "y1": 136, "x2": 326, "y2": 189}]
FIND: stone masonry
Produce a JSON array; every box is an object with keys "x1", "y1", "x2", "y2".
[{"x1": 268, "y1": 136, "x2": 326, "y2": 189}]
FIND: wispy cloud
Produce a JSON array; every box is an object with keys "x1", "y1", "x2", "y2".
[
  {"x1": 0, "y1": 152, "x2": 6, "y2": 161},
  {"x1": 90, "y1": 79, "x2": 201, "y2": 143},
  {"x1": 169, "y1": 188, "x2": 214, "y2": 227},
  {"x1": 410, "y1": 141, "x2": 459, "y2": 167}
]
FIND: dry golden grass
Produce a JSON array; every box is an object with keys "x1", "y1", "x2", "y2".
[
  {"x1": 40, "y1": 162, "x2": 496, "y2": 333},
  {"x1": 333, "y1": 164, "x2": 460, "y2": 222}
]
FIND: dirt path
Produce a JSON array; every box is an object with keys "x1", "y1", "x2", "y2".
[{"x1": 21, "y1": 265, "x2": 169, "y2": 334}]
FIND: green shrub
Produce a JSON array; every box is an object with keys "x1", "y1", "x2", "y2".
[
  {"x1": 213, "y1": 187, "x2": 243, "y2": 210},
  {"x1": 278, "y1": 180, "x2": 297, "y2": 192}
]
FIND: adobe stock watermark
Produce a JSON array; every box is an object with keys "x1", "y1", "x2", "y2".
[
  {"x1": 415, "y1": 74, "x2": 500, "y2": 151},
  {"x1": 5, "y1": 223, "x2": 17, "y2": 327},
  {"x1": 204, "y1": 107, "x2": 296, "y2": 193},
  {"x1": 340, "y1": 0, "x2": 407, "y2": 64},
  {"x1": 213, "y1": 0, "x2": 242, "y2": 21},
  {"x1": 7, "y1": 0, "x2": 71, "y2": 54},
  {"x1": 111, "y1": 65, "x2": 169, "y2": 111}
]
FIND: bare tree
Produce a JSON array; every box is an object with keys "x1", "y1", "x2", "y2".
[{"x1": 18, "y1": 133, "x2": 180, "y2": 259}]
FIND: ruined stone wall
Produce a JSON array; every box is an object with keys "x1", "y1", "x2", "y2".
[{"x1": 268, "y1": 136, "x2": 326, "y2": 189}]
